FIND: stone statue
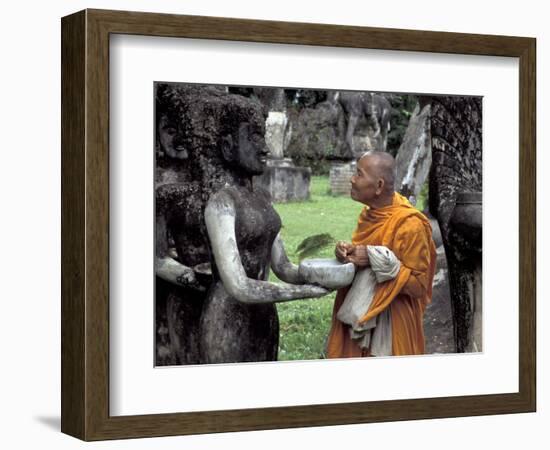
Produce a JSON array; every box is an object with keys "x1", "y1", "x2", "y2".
[
  {"x1": 199, "y1": 89, "x2": 328, "y2": 363},
  {"x1": 394, "y1": 98, "x2": 432, "y2": 206},
  {"x1": 330, "y1": 91, "x2": 392, "y2": 156},
  {"x1": 155, "y1": 84, "x2": 213, "y2": 365},
  {"x1": 155, "y1": 84, "x2": 328, "y2": 365},
  {"x1": 428, "y1": 96, "x2": 482, "y2": 352}
]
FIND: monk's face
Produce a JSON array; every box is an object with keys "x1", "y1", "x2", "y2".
[{"x1": 350, "y1": 156, "x2": 382, "y2": 205}]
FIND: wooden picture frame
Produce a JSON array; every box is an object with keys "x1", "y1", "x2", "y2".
[{"x1": 61, "y1": 8, "x2": 536, "y2": 441}]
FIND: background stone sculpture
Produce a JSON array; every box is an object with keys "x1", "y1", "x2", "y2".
[
  {"x1": 394, "y1": 99, "x2": 432, "y2": 206},
  {"x1": 333, "y1": 91, "x2": 392, "y2": 156},
  {"x1": 155, "y1": 84, "x2": 215, "y2": 365},
  {"x1": 252, "y1": 88, "x2": 313, "y2": 202},
  {"x1": 428, "y1": 95, "x2": 483, "y2": 352}
]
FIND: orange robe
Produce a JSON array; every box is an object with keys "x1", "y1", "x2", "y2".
[{"x1": 327, "y1": 192, "x2": 437, "y2": 357}]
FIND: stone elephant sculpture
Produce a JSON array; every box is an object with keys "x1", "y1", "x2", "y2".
[
  {"x1": 329, "y1": 91, "x2": 392, "y2": 157},
  {"x1": 427, "y1": 96, "x2": 483, "y2": 353}
]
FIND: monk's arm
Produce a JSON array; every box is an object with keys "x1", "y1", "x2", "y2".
[
  {"x1": 401, "y1": 273, "x2": 428, "y2": 298},
  {"x1": 357, "y1": 217, "x2": 432, "y2": 296},
  {"x1": 394, "y1": 217, "x2": 434, "y2": 299}
]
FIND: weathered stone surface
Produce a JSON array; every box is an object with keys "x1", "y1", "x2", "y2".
[
  {"x1": 156, "y1": 182, "x2": 209, "y2": 268},
  {"x1": 427, "y1": 96, "x2": 483, "y2": 353},
  {"x1": 155, "y1": 84, "x2": 221, "y2": 365},
  {"x1": 336, "y1": 91, "x2": 392, "y2": 156},
  {"x1": 298, "y1": 259, "x2": 356, "y2": 289},
  {"x1": 291, "y1": 89, "x2": 328, "y2": 108},
  {"x1": 253, "y1": 161, "x2": 311, "y2": 202},
  {"x1": 449, "y1": 193, "x2": 483, "y2": 352},
  {"x1": 253, "y1": 87, "x2": 286, "y2": 112},
  {"x1": 200, "y1": 282, "x2": 279, "y2": 363},
  {"x1": 261, "y1": 108, "x2": 310, "y2": 204},
  {"x1": 429, "y1": 97, "x2": 482, "y2": 237},
  {"x1": 200, "y1": 183, "x2": 282, "y2": 363},
  {"x1": 395, "y1": 102, "x2": 432, "y2": 205},
  {"x1": 448, "y1": 192, "x2": 482, "y2": 256},
  {"x1": 227, "y1": 88, "x2": 311, "y2": 202},
  {"x1": 265, "y1": 111, "x2": 289, "y2": 160},
  {"x1": 286, "y1": 100, "x2": 346, "y2": 173},
  {"x1": 329, "y1": 161, "x2": 356, "y2": 195}
]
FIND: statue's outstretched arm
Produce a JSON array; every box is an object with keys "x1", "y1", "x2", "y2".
[
  {"x1": 270, "y1": 233, "x2": 306, "y2": 284},
  {"x1": 205, "y1": 192, "x2": 329, "y2": 304},
  {"x1": 155, "y1": 214, "x2": 205, "y2": 292}
]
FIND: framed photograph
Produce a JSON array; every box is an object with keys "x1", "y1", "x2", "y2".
[{"x1": 61, "y1": 9, "x2": 536, "y2": 441}]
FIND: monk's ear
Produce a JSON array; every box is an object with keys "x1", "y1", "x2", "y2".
[
  {"x1": 376, "y1": 178, "x2": 385, "y2": 195},
  {"x1": 221, "y1": 133, "x2": 234, "y2": 163}
]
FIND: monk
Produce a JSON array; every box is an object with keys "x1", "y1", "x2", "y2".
[{"x1": 327, "y1": 151, "x2": 437, "y2": 357}]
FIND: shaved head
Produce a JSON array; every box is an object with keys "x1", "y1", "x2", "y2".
[
  {"x1": 359, "y1": 151, "x2": 396, "y2": 194},
  {"x1": 350, "y1": 151, "x2": 396, "y2": 207}
]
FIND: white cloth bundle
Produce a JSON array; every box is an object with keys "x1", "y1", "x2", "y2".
[
  {"x1": 368, "y1": 245, "x2": 401, "y2": 283},
  {"x1": 336, "y1": 245, "x2": 401, "y2": 356}
]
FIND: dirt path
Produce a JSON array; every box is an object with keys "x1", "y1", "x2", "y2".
[{"x1": 424, "y1": 219, "x2": 455, "y2": 354}]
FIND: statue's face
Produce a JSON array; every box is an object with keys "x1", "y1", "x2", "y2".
[
  {"x1": 231, "y1": 121, "x2": 269, "y2": 175},
  {"x1": 158, "y1": 115, "x2": 188, "y2": 160}
]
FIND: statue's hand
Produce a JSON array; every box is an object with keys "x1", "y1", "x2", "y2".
[
  {"x1": 175, "y1": 267, "x2": 206, "y2": 292},
  {"x1": 302, "y1": 284, "x2": 331, "y2": 297},
  {"x1": 175, "y1": 267, "x2": 196, "y2": 285}
]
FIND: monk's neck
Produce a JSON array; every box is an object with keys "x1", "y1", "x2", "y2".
[{"x1": 366, "y1": 192, "x2": 394, "y2": 209}]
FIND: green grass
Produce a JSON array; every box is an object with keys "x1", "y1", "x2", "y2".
[{"x1": 272, "y1": 176, "x2": 363, "y2": 361}]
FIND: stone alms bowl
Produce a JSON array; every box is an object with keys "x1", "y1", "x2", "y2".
[{"x1": 298, "y1": 258, "x2": 356, "y2": 290}]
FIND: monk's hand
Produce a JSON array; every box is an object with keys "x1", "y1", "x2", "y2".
[
  {"x1": 335, "y1": 241, "x2": 354, "y2": 263},
  {"x1": 348, "y1": 245, "x2": 370, "y2": 268}
]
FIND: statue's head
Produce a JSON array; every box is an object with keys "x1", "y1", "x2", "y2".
[
  {"x1": 155, "y1": 83, "x2": 192, "y2": 161},
  {"x1": 219, "y1": 119, "x2": 269, "y2": 176},
  {"x1": 155, "y1": 83, "x2": 268, "y2": 178},
  {"x1": 195, "y1": 87, "x2": 268, "y2": 177}
]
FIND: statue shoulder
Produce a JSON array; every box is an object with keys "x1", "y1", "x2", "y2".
[
  {"x1": 206, "y1": 187, "x2": 237, "y2": 213},
  {"x1": 156, "y1": 182, "x2": 201, "y2": 216}
]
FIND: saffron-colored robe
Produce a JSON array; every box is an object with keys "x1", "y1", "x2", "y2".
[{"x1": 327, "y1": 192, "x2": 437, "y2": 357}]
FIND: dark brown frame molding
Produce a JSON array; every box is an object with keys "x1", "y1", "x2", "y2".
[{"x1": 61, "y1": 8, "x2": 536, "y2": 441}]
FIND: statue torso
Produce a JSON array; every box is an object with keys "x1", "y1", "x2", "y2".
[
  {"x1": 200, "y1": 184, "x2": 281, "y2": 364},
  {"x1": 224, "y1": 185, "x2": 281, "y2": 280}
]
